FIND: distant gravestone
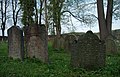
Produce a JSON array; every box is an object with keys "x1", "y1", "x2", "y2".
[
  {"x1": 52, "y1": 36, "x2": 65, "y2": 50},
  {"x1": 112, "y1": 30, "x2": 120, "y2": 53},
  {"x1": 113, "y1": 29, "x2": 120, "y2": 40},
  {"x1": 71, "y1": 31, "x2": 106, "y2": 70},
  {"x1": 64, "y1": 34, "x2": 78, "y2": 53},
  {"x1": 59, "y1": 36, "x2": 65, "y2": 49},
  {"x1": 105, "y1": 36, "x2": 117, "y2": 54},
  {"x1": 25, "y1": 24, "x2": 48, "y2": 63},
  {"x1": 7, "y1": 26, "x2": 24, "y2": 60}
]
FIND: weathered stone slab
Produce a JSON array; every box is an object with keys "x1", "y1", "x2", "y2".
[
  {"x1": 52, "y1": 36, "x2": 65, "y2": 50},
  {"x1": 7, "y1": 26, "x2": 24, "y2": 60},
  {"x1": 113, "y1": 29, "x2": 120, "y2": 40},
  {"x1": 112, "y1": 30, "x2": 120, "y2": 53},
  {"x1": 64, "y1": 34, "x2": 78, "y2": 53},
  {"x1": 71, "y1": 31, "x2": 106, "y2": 70},
  {"x1": 105, "y1": 36, "x2": 117, "y2": 54},
  {"x1": 24, "y1": 24, "x2": 48, "y2": 63}
]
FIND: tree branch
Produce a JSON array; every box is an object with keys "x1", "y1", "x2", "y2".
[{"x1": 61, "y1": 10, "x2": 83, "y2": 22}]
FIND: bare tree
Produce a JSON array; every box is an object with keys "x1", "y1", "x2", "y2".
[
  {"x1": 34, "y1": 0, "x2": 44, "y2": 25},
  {"x1": 34, "y1": 0, "x2": 38, "y2": 24},
  {"x1": 39, "y1": 0, "x2": 44, "y2": 25},
  {"x1": 97, "y1": 0, "x2": 108, "y2": 40},
  {"x1": 48, "y1": 0, "x2": 65, "y2": 37},
  {"x1": 113, "y1": 0, "x2": 120, "y2": 20},
  {"x1": 44, "y1": 0, "x2": 48, "y2": 30},
  {"x1": 97, "y1": 0, "x2": 113, "y2": 40},
  {"x1": 11, "y1": 0, "x2": 21, "y2": 26},
  {"x1": 0, "y1": 0, "x2": 9, "y2": 40},
  {"x1": 106, "y1": 0, "x2": 113, "y2": 35}
]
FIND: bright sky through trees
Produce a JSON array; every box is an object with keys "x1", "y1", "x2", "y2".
[{"x1": 0, "y1": 0, "x2": 120, "y2": 36}]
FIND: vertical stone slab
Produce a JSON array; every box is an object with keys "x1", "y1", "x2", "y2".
[
  {"x1": 64, "y1": 34, "x2": 78, "y2": 53},
  {"x1": 105, "y1": 36, "x2": 117, "y2": 54},
  {"x1": 25, "y1": 24, "x2": 48, "y2": 63},
  {"x1": 38, "y1": 24, "x2": 48, "y2": 63},
  {"x1": 7, "y1": 26, "x2": 24, "y2": 60},
  {"x1": 113, "y1": 29, "x2": 120, "y2": 53},
  {"x1": 71, "y1": 31, "x2": 106, "y2": 70},
  {"x1": 52, "y1": 36, "x2": 65, "y2": 50}
]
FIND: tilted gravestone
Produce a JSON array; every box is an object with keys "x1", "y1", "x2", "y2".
[
  {"x1": 71, "y1": 31, "x2": 106, "y2": 70},
  {"x1": 64, "y1": 34, "x2": 78, "y2": 53},
  {"x1": 7, "y1": 26, "x2": 24, "y2": 60},
  {"x1": 105, "y1": 35, "x2": 117, "y2": 54},
  {"x1": 24, "y1": 24, "x2": 48, "y2": 63}
]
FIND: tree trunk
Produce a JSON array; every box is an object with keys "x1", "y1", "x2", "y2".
[
  {"x1": 2, "y1": 29, "x2": 5, "y2": 41},
  {"x1": 56, "y1": 27, "x2": 61, "y2": 38},
  {"x1": 39, "y1": 0, "x2": 43, "y2": 25},
  {"x1": 35, "y1": 0, "x2": 38, "y2": 24},
  {"x1": 97, "y1": 0, "x2": 109, "y2": 40},
  {"x1": 44, "y1": 0, "x2": 49, "y2": 31},
  {"x1": 56, "y1": 18, "x2": 61, "y2": 38},
  {"x1": 106, "y1": 0, "x2": 113, "y2": 34}
]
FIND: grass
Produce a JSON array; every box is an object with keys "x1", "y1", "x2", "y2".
[{"x1": 0, "y1": 41, "x2": 120, "y2": 77}]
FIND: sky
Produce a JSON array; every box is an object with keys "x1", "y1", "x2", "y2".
[
  {"x1": 0, "y1": 15, "x2": 120, "y2": 36},
  {"x1": 61, "y1": 17, "x2": 120, "y2": 34},
  {"x1": 0, "y1": 0, "x2": 120, "y2": 36},
  {"x1": 61, "y1": 0, "x2": 120, "y2": 33}
]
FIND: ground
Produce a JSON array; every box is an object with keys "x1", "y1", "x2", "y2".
[{"x1": 0, "y1": 41, "x2": 120, "y2": 77}]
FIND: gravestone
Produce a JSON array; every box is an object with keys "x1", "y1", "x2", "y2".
[
  {"x1": 112, "y1": 30, "x2": 120, "y2": 53},
  {"x1": 52, "y1": 36, "x2": 65, "y2": 50},
  {"x1": 113, "y1": 29, "x2": 120, "y2": 40},
  {"x1": 58, "y1": 36, "x2": 65, "y2": 49},
  {"x1": 64, "y1": 34, "x2": 78, "y2": 53},
  {"x1": 25, "y1": 24, "x2": 48, "y2": 63},
  {"x1": 7, "y1": 26, "x2": 24, "y2": 60},
  {"x1": 71, "y1": 31, "x2": 106, "y2": 70},
  {"x1": 105, "y1": 36, "x2": 117, "y2": 54}
]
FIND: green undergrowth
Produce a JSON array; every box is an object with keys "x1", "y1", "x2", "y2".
[{"x1": 0, "y1": 41, "x2": 120, "y2": 77}]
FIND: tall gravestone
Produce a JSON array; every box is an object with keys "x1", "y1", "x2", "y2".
[
  {"x1": 71, "y1": 31, "x2": 106, "y2": 70},
  {"x1": 7, "y1": 26, "x2": 24, "y2": 60},
  {"x1": 24, "y1": 24, "x2": 48, "y2": 63}
]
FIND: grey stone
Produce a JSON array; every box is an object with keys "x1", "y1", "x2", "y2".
[
  {"x1": 112, "y1": 30, "x2": 120, "y2": 53},
  {"x1": 52, "y1": 36, "x2": 65, "y2": 50},
  {"x1": 7, "y1": 26, "x2": 24, "y2": 60},
  {"x1": 71, "y1": 31, "x2": 106, "y2": 70},
  {"x1": 24, "y1": 24, "x2": 48, "y2": 63},
  {"x1": 105, "y1": 35, "x2": 117, "y2": 54},
  {"x1": 64, "y1": 34, "x2": 78, "y2": 53}
]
